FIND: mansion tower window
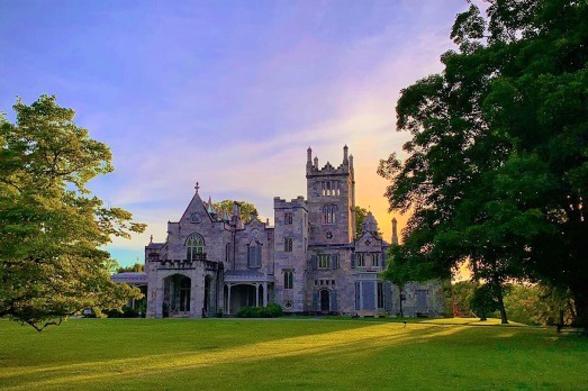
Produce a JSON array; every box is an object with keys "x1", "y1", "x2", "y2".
[
  {"x1": 284, "y1": 238, "x2": 293, "y2": 252},
  {"x1": 186, "y1": 233, "x2": 204, "y2": 261},
  {"x1": 285, "y1": 212, "x2": 293, "y2": 225},
  {"x1": 320, "y1": 181, "x2": 340, "y2": 197},
  {"x1": 284, "y1": 270, "x2": 294, "y2": 289},
  {"x1": 322, "y1": 204, "x2": 337, "y2": 225}
]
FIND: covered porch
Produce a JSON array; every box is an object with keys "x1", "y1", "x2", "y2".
[{"x1": 224, "y1": 271, "x2": 273, "y2": 315}]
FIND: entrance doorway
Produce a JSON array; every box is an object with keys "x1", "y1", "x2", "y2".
[
  {"x1": 163, "y1": 274, "x2": 191, "y2": 317},
  {"x1": 320, "y1": 289, "x2": 330, "y2": 313}
]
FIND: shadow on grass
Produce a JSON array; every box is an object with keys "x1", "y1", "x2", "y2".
[{"x1": 0, "y1": 322, "x2": 467, "y2": 390}]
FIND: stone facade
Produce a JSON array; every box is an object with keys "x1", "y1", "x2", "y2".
[{"x1": 143, "y1": 146, "x2": 445, "y2": 318}]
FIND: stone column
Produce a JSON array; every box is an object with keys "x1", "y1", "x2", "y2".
[
  {"x1": 263, "y1": 282, "x2": 268, "y2": 306},
  {"x1": 227, "y1": 284, "x2": 232, "y2": 315},
  {"x1": 190, "y1": 271, "x2": 205, "y2": 318},
  {"x1": 154, "y1": 277, "x2": 165, "y2": 318},
  {"x1": 255, "y1": 283, "x2": 259, "y2": 307}
]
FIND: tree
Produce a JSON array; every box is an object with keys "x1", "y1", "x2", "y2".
[
  {"x1": 117, "y1": 263, "x2": 145, "y2": 273},
  {"x1": 470, "y1": 284, "x2": 499, "y2": 322},
  {"x1": 353, "y1": 206, "x2": 369, "y2": 238},
  {"x1": 379, "y1": 1, "x2": 588, "y2": 327},
  {"x1": 0, "y1": 96, "x2": 146, "y2": 331},
  {"x1": 212, "y1": 200, "x2": 258, "y2": 222}
]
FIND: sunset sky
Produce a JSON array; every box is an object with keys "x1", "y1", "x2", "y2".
[{"x1": 0, "y1": 1, "x2": 469, "y2": 266}]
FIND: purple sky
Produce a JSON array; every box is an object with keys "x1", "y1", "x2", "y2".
[{"x1": 0, "y1": 1, "x2": 468, "y2": 266}]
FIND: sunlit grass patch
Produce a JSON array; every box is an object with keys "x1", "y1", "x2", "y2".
[{"x1": 0, "y1": 318, "x2": 586, "y2": 390}]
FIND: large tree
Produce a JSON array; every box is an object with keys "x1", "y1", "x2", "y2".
[
  {"x1": 0, "y1": 96, "x2": 146, "y2": 331},
  {"x1": 379, "y1": 1, "x2": 587, "y2": 326},
  {"x1": 213, "y1": 200, "x2": 258, "y2": 222}
]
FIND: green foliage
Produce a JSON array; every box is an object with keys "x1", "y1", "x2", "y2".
[
  {"x1": 470, "y1": 284, "x2": 499, "y2": 321},
  {"x1": 379, "y1": 0, "x2": 588, "y2": 327},
  {"x1": 117, "y1": 263, "x2": 145, "y2": 273},
  {"x1": 213, "y1": 200, "x2": 258, "y2": 222},
  {"x1": 353, "y1": 206, "x2": 369, "y2": 238},
  {"x1": 503, "y1": 284, "x2": 574, "y2": 326},
  {"x1": 0, "y1": 95, "x2": 146, "y2": 331},
  {"x1": 237, "y1": 304, "x2": 283, "y2": 318},
  {"x1": 450, "y1": 281, "x2": 476, "y2": 318}
]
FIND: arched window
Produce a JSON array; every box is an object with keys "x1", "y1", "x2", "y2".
[
  {"x1": 186, "y1": 233, "x2": 204, "y2": 261},
  {"x1": 322, "y1": 204, "x2": 337, "y2": 224}
]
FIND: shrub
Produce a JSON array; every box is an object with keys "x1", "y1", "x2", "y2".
[{"x1": 237, "y1": 304, "x2": 283, "y2": 318}]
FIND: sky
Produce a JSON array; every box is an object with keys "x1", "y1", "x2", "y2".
[{"x1": 0, "y1": 0, "x2": 469, "y2": 266}]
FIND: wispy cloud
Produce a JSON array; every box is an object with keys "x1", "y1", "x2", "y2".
[{"x1": 1, "y1": 1, "x2": 464, "y2": 264}]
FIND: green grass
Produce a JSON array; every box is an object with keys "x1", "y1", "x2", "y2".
[{"x1": 0, "y1": 317, "x2": 587, "y2": 390}]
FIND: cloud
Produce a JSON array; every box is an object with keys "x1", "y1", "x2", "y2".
[{"x1": 93, "y1": 1, "x2": 464, "y2": 264}]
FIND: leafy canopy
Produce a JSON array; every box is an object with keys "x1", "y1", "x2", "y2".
[
  {"x1": 0, "y1": 96, "x2": 146, "y2": 331},
  {"x1": 213, "y1": 200, "x2": 259, "y2": 222},
  {"x1": 379, "y1": 0, "x2": 588, "y2": 326}
]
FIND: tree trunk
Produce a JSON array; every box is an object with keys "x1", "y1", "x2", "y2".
[
  {"x1": 399, "y1": 286, "x2": 404, "y2": 318},
  {"x1": 495, "y1": 283, "x2": 508, "y2": 325},
  {"x1": 491, "y1": 276, "x2": 508, "y2": 325},
  {"x1": 573, "y1": 290, "x2": 588, "y2": 332}
]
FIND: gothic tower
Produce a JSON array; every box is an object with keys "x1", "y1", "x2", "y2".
[{"x1": 306, "y1": 146, "x2": 355, "y2": 246}]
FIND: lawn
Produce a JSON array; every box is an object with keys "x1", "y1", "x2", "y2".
[{"x1": 0, "y1": 317, "x2": 587, "y2": 390}]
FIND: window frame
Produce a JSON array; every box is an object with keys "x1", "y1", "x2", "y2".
[
  {"x1": 284, "y1": 270, "x2": 294, "y2": 290},
  {"x1": 318, "y1": 254, "x2": 330, "y2": 269},
  {"x1": 377, "y1": 281, "x2": 384, "y2": 309},
  {"x1": 186, "y1": 233, "x2": 205, "y2": 261},
  {"x1": 284, "y1": 237, "x2": 293, "y2": 252}
]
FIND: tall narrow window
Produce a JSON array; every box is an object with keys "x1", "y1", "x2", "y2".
[
  {"x1": 322, "y1": 204, "x2": 337, "y2": 224},
  {"x1": 372, "y1": 253, "x2": 380, "y2": 267},
  {"x1": 377, "y1": 282, "x2": 384, "y2": 309},
  {"x1": 285, "y1": 212, "x2": 293, "y2": 225},
  {"x1": 247, "y1": 242, "x2": 262, "y2": 268},
  {"x1": 318, "y1": 254, "x2": 330, "y2": 269},
  {"x1": 284, "y1": 270, "x2": 293, "y2": 289},
  {"x1": 186, "y1": 233, "x2": 204, "y2": 261},
  {"x1": 225, "y1": 243, "x2": 231, "y2": 263},
  {"x1": 284, "y1": 238, "x2": 293, "y2": 252},
  {"x1": 356, "y1": 253, "x2": 365, "y2": 267}
]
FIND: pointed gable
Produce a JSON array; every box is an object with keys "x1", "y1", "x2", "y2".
[{"x1": 179, "y1": 188, "x2": 214, "y2": 225}]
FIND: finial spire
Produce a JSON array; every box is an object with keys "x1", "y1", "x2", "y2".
[
  {"x1": 194, "y1": 181, "x2": 200, "y2": 193},
  {"x1": 307, "y1": 146, "x2": 312, "y2": 163},
  {"x1": 149, "y1": 234, "x2": 153, "y2": 244},
  {"x1": 343, "y1": 145, "x2": 349, "y2": 165}
]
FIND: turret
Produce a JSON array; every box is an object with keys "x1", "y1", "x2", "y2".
[{"x1": 343, "y1": 145, "x2": 349, "y2": 165}]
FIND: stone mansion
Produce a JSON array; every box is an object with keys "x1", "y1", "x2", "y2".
[{"x1": 139, "y1": 146, "x2": 444, "y2": 318}]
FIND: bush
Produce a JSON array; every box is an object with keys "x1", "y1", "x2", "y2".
[
  {"x1": 470, "y1": 284, "x2": 498, "y2": 321},
  {"x1": 237, "y1": 304, "x2": 283, "y2": 318}
]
